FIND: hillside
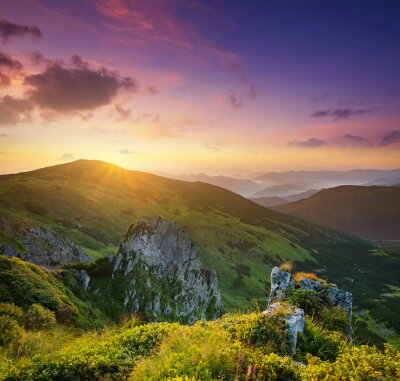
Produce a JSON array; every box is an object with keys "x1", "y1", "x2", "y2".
[
  {"x1": 249, "y1": 196, "x2": 287, "y2": 208},
  {"x1": 275, "y1": 186, "x2": 400, "y2": 243},
  {"x1": 0, "y1": 160, "x2": 400, "y2": 340}
]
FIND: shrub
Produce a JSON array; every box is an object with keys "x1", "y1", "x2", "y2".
[
  {"x1": 296, "y1": 319, "x2": 343, "y2": 362},
  {"x1": 300, "y1": 344, "x2": 400, "y2": 380},
  {"x1": 216, "y1": 312, "x2": 291, "y2": 355},
  {"x1": 285, "y1": 288, "x2": 323, "y2": 316},
  {"x1": 0, "y1": 302, "x2": 24, "y2": 324},
  {"x1": 24, "y1": 304, "x2": 56, "y2": 330},
  {"x1": 293, "y1": 272, "x2": 327, "y2": 286},
  {"x1": 130, "y1": 325, "x2": 239, "y2": 381},
  {"x1": 4, "y1": 322, "x2": 172, "y2": 380},
  {"x1": 320, "y1": 307, "x2": 349, "y2": 333},
  {"x1": 279, "y1": 262, "x2": 294, "y2": 272},
  {"x1": 0, "y1": 315, "x2": 23, "y2": 345},
  {"x1": 256, "y1": 353, "x2": 301, "y2": 381}
]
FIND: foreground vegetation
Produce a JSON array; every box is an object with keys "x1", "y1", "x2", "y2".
[{"x1": 0, "y1": 305, "x2": 399, "y2": 380}]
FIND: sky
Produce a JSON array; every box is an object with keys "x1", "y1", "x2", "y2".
[{"x1": 0, "y1": 0, "x2": 400, "y2": 175}]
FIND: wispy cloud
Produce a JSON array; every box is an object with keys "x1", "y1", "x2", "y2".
[
  {"x1": 340, "y1": 134, "x2": 371, "y2": 147},
  {"x1": 59, "y1": 153, "x2": 75, "y2": 161},
  {"x1": 0, "y1": 19, "x2": 42, "y2": 42},
  {"x1": 119, "y1": 148, "x2": 136, "y2": 154},
  {"x1": 378, "y1": 130, "x2": 400, "y2": 146},
  {"x1": 311, "y1": 107, "x2": 378, "y2": 121},
  {"x1": 288, "y1": 138, "x2": 327, "y2": 148}
]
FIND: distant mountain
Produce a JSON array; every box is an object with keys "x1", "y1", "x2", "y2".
[
  {"x1": 249, "y1": 196, "x2": 288, "y2": 208},
  {"x1": 363, "y1": 177, "x2": 400, "y2": 186},
  {"x1": 163, "y1": 173, "x2": 263, "y2": 197},
  {"x1": 285, "y1": 189, "x2": 320, "y2": 202},
  {"x1": 275, "y1": 185, "x2": 400, "y2": 242},
  {"x1": 256, "y1": 169, "x2": 400, "y2": 186},
  {"x1": 252, "y1": 181, "x2": 315, "y2": 198}
]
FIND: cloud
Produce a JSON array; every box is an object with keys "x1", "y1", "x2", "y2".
[
  {"x1": 229, "y1": 91, "x2": 242, "y2": 108},
  {"x1": 0, "y1": 95, "x2": 33, "y2": 126},
  {"x1": 147, "y1": 85, "x2": 158, "y2": 94},
  {"x1": 0, "y1": 133, "x2": 9, "y2": 137},
  {"x1": 0, "y1": 72, "x2": 10, "y2": 87},
  {"x1": 0, "y1": 19, "x2": 42, "y2": 42},
  {"x1": 205, "y1": 141, "x2": 223, "y2": 152},
  {"x1": 340, "y1": 134, "x2": 371, "y2": 147},
  {"x1": 288, "y1": 138, "x2": 327, "y2": 148},
  {"x1": 229, "y1": 85, "x2": 257, "y2": 109},
  {"x1": 378, "y1": 130, "x2": 400, "y2": 147},
  {"x1": 0, "y1": 52, "x2": 22, "y2": 70},
  {"x1": 310, "y1": 92, "x2": 331, "y2": 102},
  {"x1": 119, "y1": 148, "x2": 136, "y2": 154},
  {"x1": 59, "y1": 153, "x2": 75, "y2": 161},
  {"x1": 311, "y1": 108, "x2": 378, "y2": 120},
  {"x1": 115, "y1": 104, "x2": 131, "y2": 120},
  {"x1": 24, "y1": 54, "x2": 138, "y2": 113}
]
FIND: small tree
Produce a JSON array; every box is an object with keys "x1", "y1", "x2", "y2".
[{"x1": 24, "y1": 304, "x2": 56, "y2": 330}]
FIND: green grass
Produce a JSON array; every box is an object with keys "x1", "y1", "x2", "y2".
[{"x1": 1, "y1": 160, "x2": 399, "y2": 341}]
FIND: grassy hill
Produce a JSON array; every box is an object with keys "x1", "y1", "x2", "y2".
[
  {"x1": 0, "y1": 160, "x2": 399, "y2": 342},
  {"x1": 275, "y1": 185, "x2": 400, "y2": 244}
]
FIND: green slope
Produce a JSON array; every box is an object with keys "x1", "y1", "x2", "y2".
[
  {"x1": 0, "y1": 160, "x2": 399, "y2": 340},
  {"x1": 275, "y1": 185, "x2": 400, "y2": 243}
]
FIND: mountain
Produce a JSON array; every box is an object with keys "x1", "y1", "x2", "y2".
[
  {"x1": 256, "y1": 169, "x2": 400, "y2": 186},
  {"x1": 163, "y1": 173, "x2": 263, "y2": 197},
  {"x1": 1, "y1": 160, "x2": 400, "y2": 339},
  {"x1": 252, "y1": 182, "x2": 315, "y2": 198},
  {"x1": 275, "y1": 186, "x2": 400, "y2": 243},
  {"x1": 249, "y1": 196, "x2": 288, "y2": 208},
  {"x1": 284, "y1": 189, "x2": 320, "y2": 202}
]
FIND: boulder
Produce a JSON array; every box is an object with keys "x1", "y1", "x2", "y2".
[
  {"x1": 268, "y1": 266, "x2": 295, "y2": 304},
  {"x1": 263, "y1": 302, "x2": 305, "y2": 355}
]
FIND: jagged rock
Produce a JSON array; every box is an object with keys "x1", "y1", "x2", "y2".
[
  {"x1": 0, "y1": 218, "x2": 89, "y2": 268},
  {"x1": 88, "y1": 216, "x2": 222, "y2": 323},
  {"x1": 263, "y1": 302, "x2": 305, "y2": 355},
  {"x1": 268, "y1": 266, "x2": 353, "y2": 335},
  {"x1": 268, "y1": 266, "x2": 295, "y2": 304}
]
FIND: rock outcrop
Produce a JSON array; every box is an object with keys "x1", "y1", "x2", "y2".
[
  {"x1": 82, "y1": 216, "x2": 222, "y2": 323},
  {"x1": 0, "y1": 217, "x2": 89, "y2": 268},
  {"x1": 263, "y1": 302, "x2": 305, "y2": 355},
  {"x1": 268, "y1": 266, "x2": 352, "y2": 318},
  {"x1": 267, "y1": 266, "x2": 353, "y2": 348},
  {"x1": 268, "y1": 266, "x2": 295, "y2": 304}
]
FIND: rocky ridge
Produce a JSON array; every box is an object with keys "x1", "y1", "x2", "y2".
[
  {"x1": 79, "y1": 216, "x2": 222, "y2": 323},
  {"x1": 0, "y1": 217, "x2": 89, "y2": 268}
]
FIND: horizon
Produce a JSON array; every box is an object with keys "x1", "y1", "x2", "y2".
[
  {"x1": 1, "y1": 1, "x2": 400, "y2": 174},
  {"x1": 1, "y1": 158, "x2": 400, "y2": 178}
]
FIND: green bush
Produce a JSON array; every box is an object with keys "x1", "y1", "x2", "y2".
[
  {"x1": 24, "y1": 304, "x2": 56, "y2": 330},
  {"x1": 0, "y1": 315, "x2": 23, "y2": 345},
  {"x1": 285, "y1": 288, "x2": 323, "y2": 316},
  {"x1": 215, "y1": 312, "x2": 291, "y2": 355},
  {"x1": 256, "y1": 353, "x2": 301, "y2": 381},
  {"x1": 296, "y1": 319, "x2": 343, "y2": 362},
  {"x1": 301, "y1": 344, "x2": 400, "y2": 380},
  {"x1": 320, "y1": 306, "x2": 349, "y2": 333},
  {"x1": 0, "y1": 302, "x2": 24, "y2": 324},
  {"x1": 130, "y1": 325, "x2": 239, "y2": 381},
  {"x1": 3, "y1": 321, "x2": 172, "y2": 380}
]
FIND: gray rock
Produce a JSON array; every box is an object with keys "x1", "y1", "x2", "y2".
[
  {"x1": 268, "y1": 266, "x2": 295, "y2": 304},
  {"x1": 107, "y1": 216, "x2": 222, "y2": 323},
  {"x1": 0, "y1": 217, "x2": 90, "y2": 268},
  {"x1": 263, "y1": 302, "x2": 305, "y2": 355}
]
